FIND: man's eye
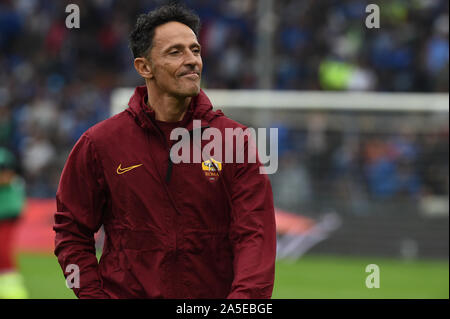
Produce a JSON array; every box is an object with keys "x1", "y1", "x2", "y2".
[{"x1": 169, "y1": 51, "x2": 179, "y2": 55}]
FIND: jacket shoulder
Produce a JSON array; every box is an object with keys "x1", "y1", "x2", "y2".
[{"x1": 85, "y1": 110, "x2": 134, "y2": 143}]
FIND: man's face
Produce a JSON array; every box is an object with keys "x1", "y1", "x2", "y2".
[{"x1": 148, "y1": 21, "x2": 202, "y2": 98}]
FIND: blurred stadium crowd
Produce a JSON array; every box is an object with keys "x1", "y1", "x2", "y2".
[
  {"x1": 0, "y1": 0, "x2": 448, "y2": 207},
  {"x1": 271, "y1": 112, "x2": 448, "y2": 215}
]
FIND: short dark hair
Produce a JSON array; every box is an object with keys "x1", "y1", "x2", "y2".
[{"x1": 129, "y1": 4, "x2": 201, "y2": 59}]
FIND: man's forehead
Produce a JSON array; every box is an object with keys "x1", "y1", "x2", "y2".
[{"x1": 153, "y1": 21, "x2": 198, "y2": 48}]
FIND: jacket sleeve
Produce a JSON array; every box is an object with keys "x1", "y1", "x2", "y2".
[
  {"x1": 53, "y1": 132, "x2": 110, "y2": 299},
  {"x1": 227, "y1": 135, "x2": 277, "y2": 299}
]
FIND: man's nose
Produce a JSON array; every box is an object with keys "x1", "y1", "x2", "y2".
[{"x1": 184, "y1": 50, "x2": 200, "y2": 67}]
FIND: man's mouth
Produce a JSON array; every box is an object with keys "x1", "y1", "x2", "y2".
[{"x1": 179, "y1": 71, "x2": 200, "y2": 79}]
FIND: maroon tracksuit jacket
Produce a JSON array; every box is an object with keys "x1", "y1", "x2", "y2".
[{"x1": 54, "y1": 86, "x2": 276, "y2": 298}]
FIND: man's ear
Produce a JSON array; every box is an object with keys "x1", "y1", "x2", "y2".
[{"x1": 134, "y1": 57, "x2": 154, "y2": 79}]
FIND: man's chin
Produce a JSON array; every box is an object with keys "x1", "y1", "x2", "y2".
[
  {"x1": 190, "y1": 87, "x2": 201, "y2": 96},
  {"x1": 177, "y1": 86, "x2": 201, "y2": 97}
]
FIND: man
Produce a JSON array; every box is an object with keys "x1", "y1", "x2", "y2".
[{"x1": 54, "y1": 4, "x2": 276, "y2": 299}]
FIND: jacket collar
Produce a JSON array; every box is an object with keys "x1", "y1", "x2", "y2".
[{"x1": 126, "y1": 85, "x2": 222, "y2": 131}]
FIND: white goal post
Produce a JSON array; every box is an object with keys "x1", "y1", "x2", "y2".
[{"x1": 110, "y1": 88, "x2": 449, "y2": 116}]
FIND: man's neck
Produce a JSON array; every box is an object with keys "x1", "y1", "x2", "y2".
[{"x1": 146, "y1": 88, "x2": 191, "y2": 123}]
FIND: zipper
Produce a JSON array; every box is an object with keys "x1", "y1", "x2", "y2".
[
  {"x1": 164, "y1": 124, "x2": 210, "y2": 183},
  {"x1": 141, "y1": 110, "x2": 176, "y2": 183},
  {"x1": 154, "y1": 124, "x2": 172, "y2": 182},
  {"x1": 139, "y1": 110, "x2": 184, "y2": 218},
  {"x1": 188, "y1": 125, "x2": 210, "y2": 168},
  {"x1": 165, "y1": 156, "x2": 173, "y2": 183},
  {"x1": 145, "y1": 114, "x2": 209, "y2": 183}
]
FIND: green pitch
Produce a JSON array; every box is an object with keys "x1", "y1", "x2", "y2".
[
  {"x1": 273, "y1": 255, "x2": 449, "y2": 298},
  {"x1": 17, "y1": 253, "x2": 448, "y2": 299}
]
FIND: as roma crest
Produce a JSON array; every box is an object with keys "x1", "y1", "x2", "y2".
[{"x1": 201, "y1": 158, "x2": 222, "y2": 182}]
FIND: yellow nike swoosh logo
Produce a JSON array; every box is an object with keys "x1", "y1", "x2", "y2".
[{"x1": 116, "y1": 163, "x2": 143, "y2": 175}]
